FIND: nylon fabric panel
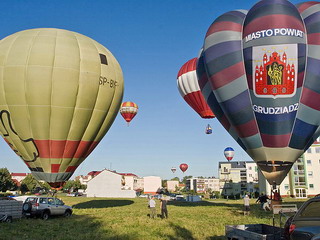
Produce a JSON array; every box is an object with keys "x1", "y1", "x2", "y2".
[
  {"x1": 0, "y1": 28, "x2": 124, "y2": 185},
  {"x1": 290, "y1": 3, "x2": 320, "y2": 150}
]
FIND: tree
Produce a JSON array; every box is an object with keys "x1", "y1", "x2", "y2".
[
  {"x1": 20, "y1": 174, "x2": 39, "y2": 193},
  {"x1": 170, "y1": 177, "x2": 180, "y2": 182},
  {"x1": 63, "y1": 179, "x2": 85, "y2": 192},
  {"x1": 161, "y1": 180, "x2": 167, "y2": 188},
  {"x1": 182, "y1": 175, "x2": 192, "y2": 184},
  {"x1": 0, "y1": 168, "x2": 16, "y2": 192}
]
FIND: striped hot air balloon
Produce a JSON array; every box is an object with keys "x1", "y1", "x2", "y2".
[
  {"x1": 120, "y1": 101, "x2": 138, "y2": 125},
  {"x1": 0, "y1": 28, "x2": 124, "y2": 188},
  {"x1": 177, "y1": 58, "x2": 215, "y2": 119},
  {"x1": 224, "y1": 147, "x2": 234, "y2": 161},
  {"x1": 198, "y1": 0, "x2": 320, "y2": 186}
]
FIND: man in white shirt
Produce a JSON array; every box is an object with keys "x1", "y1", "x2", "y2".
[
  {"x1": 243, "y1": 194, "x2": 250, "y2": 215},
  {"x1": 148, "y1": 196, "x2": 156, "y2": 218}
]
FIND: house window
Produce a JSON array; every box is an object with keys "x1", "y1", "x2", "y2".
[
  {"x1": 307, "y1": 148, "x2": 312, "y2": 153},
  {"x1": 309, "y1": 184, "x2": 314, "y2": 189},
  {"x1": 284, "y1": 185, "x2": 289, "y2": 190},
  {"x1": 307, "y1": 160, "x2": 312, "y2": 165},
  {"x1": 308, "y1": 171, "x2": 313, "y2": 177},
  {"x1": 249, "y1": 166, "x2": 252, "y2": 170},
  {"x1": 249, "y1": 174, "x2": 252, "y2": 177},
  {"x1": 316, "y1": 147, "x2": 320, "y2": 153}
]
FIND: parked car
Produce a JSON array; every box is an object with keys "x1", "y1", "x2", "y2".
[
  {"x1": 22, "y1": 196, "x2": 72, "y2": 220},
  {"x1": 175, "y1": 195, "x2": 186, "y2": 201},
  {"x1": 284, "y1": 196, "x2": 320, "y2": 240},
  {"x1": 138, "y1": 194, "x2": 149, "y2": 198}
]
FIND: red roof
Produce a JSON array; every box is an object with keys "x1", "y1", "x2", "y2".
[
  {"x1": 11, "y1": 173, "x2": 28, "y2": 177},
  {"x1": 118, "y1": 173, "x2": 137, "y2": 177},
  {"x1": 87, "y1": 171, "x2": 102, "y2": 176}
]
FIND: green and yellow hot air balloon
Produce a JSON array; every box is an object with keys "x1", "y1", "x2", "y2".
[{"x1": 0, "y1": 28, "x2": 124, "y2": 188}]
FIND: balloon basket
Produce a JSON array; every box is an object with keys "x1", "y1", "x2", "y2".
[{"x1": 48, "y1": 182, "x2": 65, "y2": 191}]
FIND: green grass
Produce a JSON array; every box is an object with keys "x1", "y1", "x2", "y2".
[{"x1": 0, "y1": 197, "x2": 307, "y2": 240}]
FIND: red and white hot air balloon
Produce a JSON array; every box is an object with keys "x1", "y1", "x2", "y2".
[
  {"x1": 120, "y1": 101, "x2": 138, "y2": 125},
  {"x1": 177, "y1": 58, "x2": 215, "y2": 119}
]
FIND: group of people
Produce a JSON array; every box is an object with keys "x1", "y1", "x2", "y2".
[
  {"x1": 148, "y1": 196, "x2": 168, "y2": 219},
  {"x1": 243, "y1": 190, "x2": 282, "y2": 215}
]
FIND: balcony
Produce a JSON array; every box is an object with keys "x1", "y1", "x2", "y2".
[
  {"x1": 294, "y1": 182, "x2": 306, "y2": 187},
  {"x1": 293, "y1": 170, "x2": 305, "y2": 176}
]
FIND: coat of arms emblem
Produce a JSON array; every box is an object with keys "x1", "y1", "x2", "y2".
[{"x1": 253, "y1": 44, "x2": 297, "y2": 98}]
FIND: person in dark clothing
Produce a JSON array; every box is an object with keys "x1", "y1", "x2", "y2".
[
  {"x1": 160, "y1": 197, "x2": 168, "y2": 219},
  {"x1": 256, "y1": 193, "x2": 269, "y2": 210}
]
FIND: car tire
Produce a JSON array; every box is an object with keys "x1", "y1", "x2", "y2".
[
  {"x1": 5, "y1": 216, "x2": 12, "y2": 223},
  {"x1": 64, "y1": 210, "x2": 72, "y2": 217},
  {"x1": 22, "y1": 202, "x2": 32, "y2": 213},
  {"x1": 42, "y1": 211, "x2": 50, "y2": 220}
]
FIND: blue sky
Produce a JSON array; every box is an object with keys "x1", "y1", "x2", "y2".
[{"x1": 0, "y1": 0, "x2": 302, "y2": 180}]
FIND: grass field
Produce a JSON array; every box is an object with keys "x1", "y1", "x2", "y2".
[{"x1": 0, "y1": 196, "x2": 307, "y2": 240}]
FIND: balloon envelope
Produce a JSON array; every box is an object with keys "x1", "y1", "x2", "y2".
[
  {"x1": 224, "y1": 147, "x2": 234, "y2": 161},
  {"x1": 179, "y1": 163, "x2": 188, "y2": 173},
  {"x1": 120, "y1": 101, "x2": 138, "y2": 124},
  {"x1": 171, "y1": 167, "x2": 176, "y2": 173},
  {"x1": 199, "y1": 0, "x2": 320, "y2": 185},
  {"x1": 177, "y1": 58, "x2": 215, "y2": 119},
  {"x1": 0, "y1": 28, "x2": 124, "y2": 188}
]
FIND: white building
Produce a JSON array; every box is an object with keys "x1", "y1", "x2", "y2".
[
  {"x1": 143, "y1": 176, "x2": 161, "y2": 194},
  {"x1": 75, "y1": 171, "x2": 102, "y2": 185},
  {"x1": 219, "y1": 161, "x2": 259, "y2": 197},
  {"x1": 205, "y1": 178, "x2": 220, "y2": 192},
  {"x1": 86, "y1": 169, "x2": 136, "y2": 198},
  {"x1": 185, "y1": 177, "x2": 220, "y2": 193},
  {"x1": 135, "y1": 178, "x2": 144, "y2": 191},
  {"x1": 167, "y1": 180, "x2": 179, "y2": 192},
  {"x1": 259, "y1": 139, "x2": 320, "y2": 198},
  {"x1": 11, "y1": 173, "x2": 29, "y2": 183},
  {"x1": 118, "y1": 173, "x2": 138, "y2": 190}
]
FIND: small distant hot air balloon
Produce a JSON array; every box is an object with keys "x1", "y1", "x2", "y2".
[
  {"x1": 224, "y1": 147, "x2": 234, "y2": 161},
  {"x1": 171, "y1": 167, "x2": 176, "y2": 173},
  {"x1": 177, "y1": 58, "x2": 215, "y2": 119},
  {"x1": 179, "y1": 163, "x2": 188, "y2": 173},
  {"x1": 205, "y1": 124, "x2": 212, "y2": 134},
  {"x1": 120, "y1": 102, "x2": 138, "y2": 125}
]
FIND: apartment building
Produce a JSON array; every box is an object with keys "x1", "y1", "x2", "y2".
[
  {"x1": 185, "y1": 177, "x2": 220, "y2": 193},
  {"x1": 218, "y1": 161, "x2": 259, "y2": 197},
  {"x1": 259, "y1": 139, "x2": 320, "y2": 198}
]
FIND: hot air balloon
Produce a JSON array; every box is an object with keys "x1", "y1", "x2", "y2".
[
  {"x1": 0, "y1": 28, "x2": 124, "y2": 188},
  {"x1": 120, "y1": 101, "x2": 138, "y2": 125},
  {"x1": 224, "y1": 147, "x2": 234, "y2": 161},
  {"x1": 177, "y1": 58, "x2": 215, "y2": 119},
  {"x1": 205, "y1": 124, "x2": 212, "y2": 134},
  {"x1": 171, "y1": 167, "x2": 176, "y2": 173},
  {"x1": 179, "y1": 163, "x2": 188, "y2": 173},
  {"x1": 198, "y1": 0, "x2": 320, "y2": 186}
]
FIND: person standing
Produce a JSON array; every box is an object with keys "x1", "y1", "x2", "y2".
[
  {"x1": 160, "y1": 197, "x2": 168, "y2": 219},
  {"x1": 148, "y1": 196, "x2": 156, "y2": 219},
  {"x1": 243, "y1": 194, "x2": 250, "y2": 215}
]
